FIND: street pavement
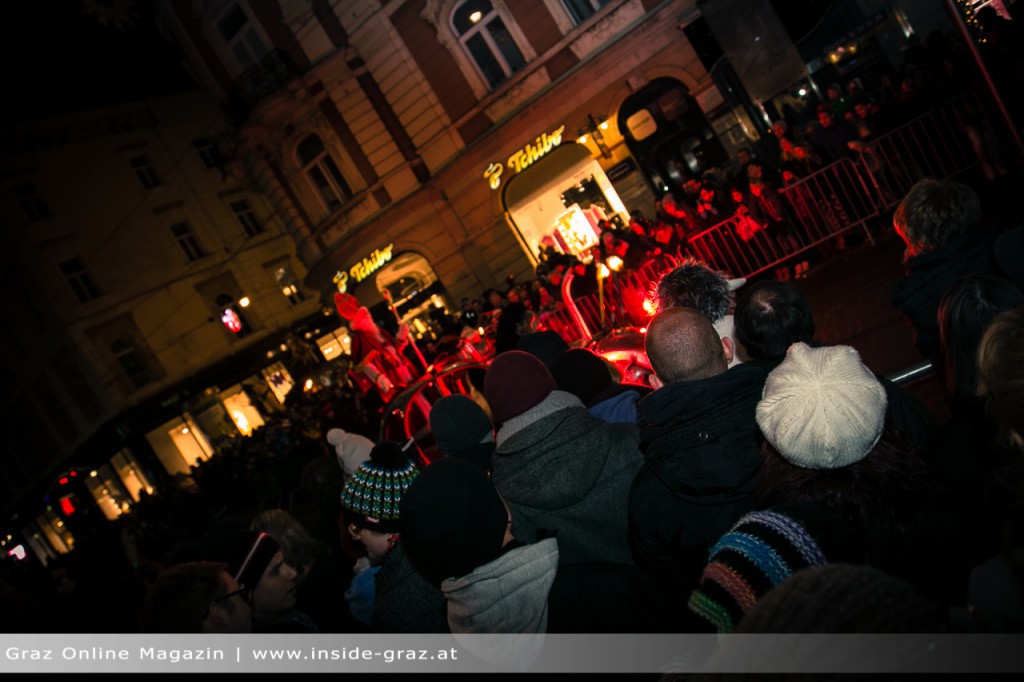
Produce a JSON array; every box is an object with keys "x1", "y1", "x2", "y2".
[
  {"x1": 789, "y1": 228, "x2": 951, "y2": 422},
  {"x1": 783, "y1": 164, "x2": 1024, "y2": 425}
]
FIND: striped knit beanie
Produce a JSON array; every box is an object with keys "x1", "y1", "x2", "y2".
[
  {"x1": 340, "y1": 441, "x2": 418, "y2": 533},
  {"x1": 688, "y1": 509, "x2": 830, "y2": 633}
]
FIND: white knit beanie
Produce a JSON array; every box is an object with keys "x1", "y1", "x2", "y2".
[
  {"x1": 756, "y1": 343, "x2": 887, "y2": 469},
  {"x1": 326, "y1": 428, "x2": 374, "y2": 477}
]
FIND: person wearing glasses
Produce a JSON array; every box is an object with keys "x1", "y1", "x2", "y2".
[{"x1": 139, "y1": 561, "x2": 253, "y2": 633}]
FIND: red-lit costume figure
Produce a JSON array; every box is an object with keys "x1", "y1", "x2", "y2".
[{"x1": 335, "y1": 292, "x2": 419, "y2": 402}]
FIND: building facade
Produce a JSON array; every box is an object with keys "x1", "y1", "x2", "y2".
[
  {"x1": 155, "y1": 0, "x2": 743, "y2": 322},
  {"x1": 0, "y1": 90, "x2": 324, "y2": 558}
]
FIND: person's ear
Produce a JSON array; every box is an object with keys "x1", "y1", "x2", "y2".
[
  {"x1": 649, "y1": 373, "x2": 664, "y2": 390},
  {"x1": 722, "y1": 336, "x2": 735, "y2": 365},
  {"x1": 206, "y1": 601, "x2": 229, "y2": 629}
]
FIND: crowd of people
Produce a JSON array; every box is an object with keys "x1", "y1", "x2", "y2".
[
  {"x1": 3, "y1": 166, "x2": 1022, "y2": 649},
  {"x1": 2, "y1": 26, "x2": 1023, "y2": 666}
]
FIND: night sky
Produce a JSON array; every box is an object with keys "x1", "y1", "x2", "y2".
[{"x1": 0, "y1": 0, "x2": 197, "y2": 124}]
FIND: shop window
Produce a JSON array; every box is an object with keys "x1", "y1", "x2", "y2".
[
  {"x1": 171, "y1": 221, "x2": 207, "y2": 262},
  {"x1": 167, "y1": 418, "x2": 214, "y2": 469},
  {"x1": 84, "y1": 465, "x2": 133, "y2": 521},
  {"x1": 36, "y1": 509, "x2": 74, "y2": 554},
  {"x1": 261, "y1": 363, "x2": 295, "y2": 405},
  {"x1": 110, "y1": 449, "x2": 154, "y2": 502},
  {"x1": 375, "y1": 252, "x2": 453, "y2": 342},
  {"x1": 129, "y1": 154, "x2": 161, "y2": 189},
  {"x1": 12, "y1": 182, "x2": 50, "y2": 222},
  {"x1": 231, "y1": 198, "x2": 264, "y2": 237},
  {"x1": 297, "y1": 134, "x2": 353, "y2": 214},
  {"x1": 561, "y1": 0, "x2": 609, "y2": 25},
  {"x1": 222, "y1": 388, "x2": 266, "y2": 437},
  {"x1": 217, "y1": 2, "x2": 268, "y2": 71},
  {"x1": 452, "y1": 0, "x2": 526, "y2": 89},
  {"x1": 59, "y1": 257, "x2": 101, "y2": 303},
  {"x1": 111, "y1": 337, "x2": 158, "y2": 389}
]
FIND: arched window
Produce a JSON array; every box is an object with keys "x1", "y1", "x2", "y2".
[
  {"x1": 111, "y1": 338, "x2": 154, "y2": 389},
  {"x1": 452, "y1": 0, "x2": 526, "y2": 89},
  {"x1": 297, "y1": 134, "x2": 353, "y2": 214}
]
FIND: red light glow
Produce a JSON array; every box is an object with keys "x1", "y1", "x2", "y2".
[{"x1": 59, "y1": 497, "x2": 76, "y2": 516}]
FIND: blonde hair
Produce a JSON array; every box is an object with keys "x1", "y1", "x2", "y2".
[{"x1": 978, "y1": 307, "x2": 1024, "y2": 447}]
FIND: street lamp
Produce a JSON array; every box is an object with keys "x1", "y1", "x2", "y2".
[{"x1": 577, "y1": 114, "x2": 612, "y2": 158}]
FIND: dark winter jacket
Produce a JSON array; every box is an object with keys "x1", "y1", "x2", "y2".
[
  {"x1": 372, "y1": 541, "x2": 448, "y2": 634},
  {"x1": 629, "y1": 362, "x2": 769, "y2": 600},
  {"x1": 492, "y1": 391, "x2": 642, "y2": 566},
  {"x1": 889, "y1": 232, "x2": 997, "y2": 365}
]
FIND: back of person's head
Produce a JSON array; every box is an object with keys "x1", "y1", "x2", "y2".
[
  {"x1": 515, "y1": 329, "x2": 569, "y2": 368},
  {"x1": 688, "y1": 503, "x2": 862, "y2": 634},
  {"x1": 646, "y1": 307, "x2": 729, "y2": 383},
  {"x1": 494, "y1": 302, "x2": 530, "y2": 354},
  {"x1": 483, "y1": 350, "x2": 558, "y2": 427},
  {"x1": 655, "y1": 259, "x2": 733, "y2": 324},
  {"x1": 731, "y1": 563, "x2": 943, "y2": 634},
  {"x1": 734, "y1": 280, "x2": 815, "y2": 361},
  {"x1": 938, "y1": 275, "x2": 1024, "y2": 410},
  {"x1": 757, "y1": 343, "x2": 887, "y2": 470},
  {"x1": 756, "y1": 344, "x2": 937, "y2": 544},
  {"x1": 429, "y1": 394, "x2": 493, "y2": 466},
  {"x1": 400, "y1": 457, "x2": 510, "y2": 586},
  {"x1": 140, "y1": 562, "x2": 246, "y2": 633},
  {"x1": 250, "y1": 509, "x2": 328, "y2": 578},
  {"x1": 299, "y1": 456, "x2": 343, "y2": 509},
  {"x1": 893, "y1": 178, "x2": 982, "y2": 256},
  {"x1": 978, "y1": 307, "x2": 1024, "y2": 447},
  {"x1": 550, "y1": 348, "x2": 614, "y2": 405}
]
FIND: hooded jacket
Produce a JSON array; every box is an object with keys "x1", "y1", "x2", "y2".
[
  {"x1": 492, "y1": 391, "x2": 642, "y2": 566},
  {"x1": 630, "y1": 361, "x2": 768, "y2": 597},
  {"x1": 889, "y1": 231, "x2": 996, "y2": 365},
  {"x1": 442, "y1": 538, "x2": 558, "y2": 670}
]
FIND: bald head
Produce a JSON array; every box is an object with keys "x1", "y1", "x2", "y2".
[{"x1": 646, "y1": 307, "x2": 730, "y2": 384}]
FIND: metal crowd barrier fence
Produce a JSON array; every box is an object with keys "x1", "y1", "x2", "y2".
[
  {"x1": 542, "y1": 258, "x2": 668, "y2": 343},
  {"x1": 686, "y1": 157, "x2": 880, "y2": 280},
  {"x1": 856, "y1": 88, "x2": 1013, "y2": 209},
  {"x1": 542, "y1": 88, "x2": 1018, "y2": 346}
]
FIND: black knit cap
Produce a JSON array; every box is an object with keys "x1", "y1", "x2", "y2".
[
  {"x1": 430, "y1": 394, "x2": 492, "y2": 456},
  {"x1": 399, "y1": 457, "x2": 509, "y2": 586},
  {"x1": 550, "y1": 348, "x2": 612, "y2": 405}
]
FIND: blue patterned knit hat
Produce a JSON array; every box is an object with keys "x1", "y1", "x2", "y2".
[
  {"x1": 340, "y1": 441, "x2": 418, "y2": 533},
  {"x1": 688, "y1": 509, "x2": 830, "y2": 634}
]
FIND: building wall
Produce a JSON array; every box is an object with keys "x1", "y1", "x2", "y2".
[
  {"x1": 0, "y1": 89, "x2": 320, "y2": 513},
  {"x1": 153, "y1": 0, "x2": 717, "y2": 303}
]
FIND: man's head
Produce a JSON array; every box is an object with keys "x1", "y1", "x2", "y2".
[
  {"x1": 892, "y1": 178, "x2": 981, "y2": 256},
  {"x1": 204, "y1": 526, "x2": 298, "y2": 617},
  {"x1": 734, "y1": 280, "x2": 815, "y2": 361},
  {"x1": 253, "y1": 548, "x2": 299, "y2": 615},
  {"x1": 772, "y1": 120, "x2": 789, "y2": 138},
  {"x1": 737, "y1": 148, "x2": 753, "y2": 165},
  {"x1": 645, "y1": 307, "x2": 731, "y2": 386},
  {"x1": 141, "y1": 562, "x2": 253, "y2": 633},
  {"x1": 656, "y1": 258, "x2": 734, "y2": 324}
]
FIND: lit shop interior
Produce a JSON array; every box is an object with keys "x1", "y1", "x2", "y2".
[{"x1": 503, "y1": 142, "x2": 629, "y2": 265}]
